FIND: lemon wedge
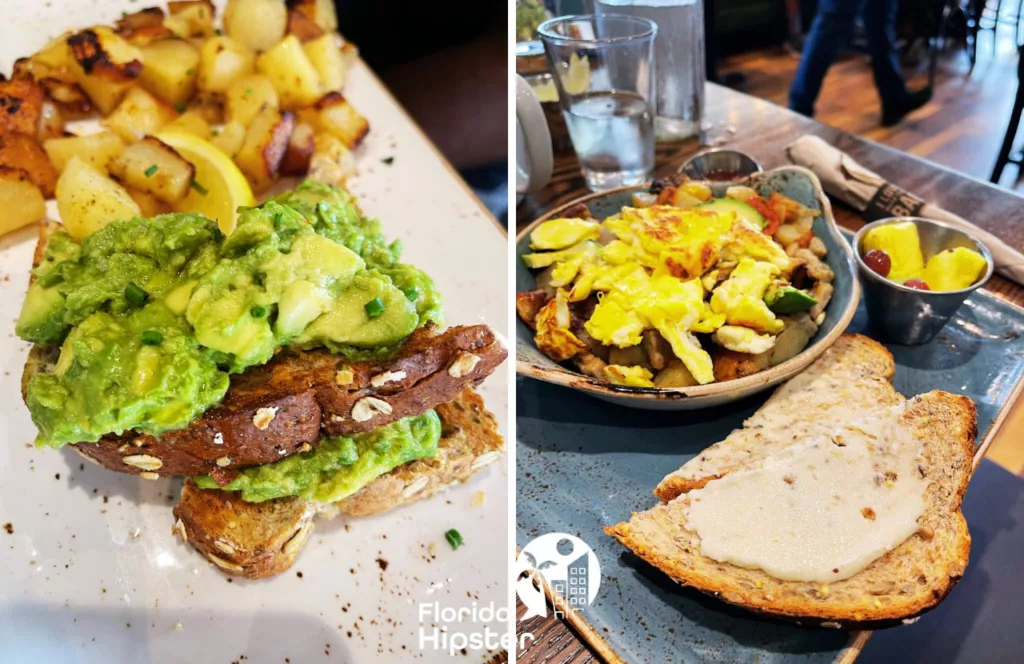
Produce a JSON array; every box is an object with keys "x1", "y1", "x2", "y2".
[{"x1": 155, "y1": 131, "x2": 255, "y2": 235}]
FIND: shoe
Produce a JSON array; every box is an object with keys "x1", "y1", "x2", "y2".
[{"x1": 881, "y1": 87, "x2": 933, "y2": 127}]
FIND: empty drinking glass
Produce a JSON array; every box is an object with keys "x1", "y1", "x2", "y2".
[{"x1": 538, "y1": 14, "x2": 657, "y2": 191}]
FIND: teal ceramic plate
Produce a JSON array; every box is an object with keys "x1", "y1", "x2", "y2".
[
  {"x1": 515, "y1": 166, "x2": 860, "y2": 409},
  {"x1": 516, "y1": 235, "x2": 1024, "y2": 662}
]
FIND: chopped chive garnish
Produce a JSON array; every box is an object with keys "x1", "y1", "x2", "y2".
[
  {"x1": 186, "y1": 67, "x2": 195, "y2": 76},
  {"x1": 124, "y1": 282, "x2": 148, "y2": 307},
  {"x1": 364, "y1": 297, "x2": 385, "y2": 319},
  {"x1": 244, "y1": 88, "x2": 254, "y2": 97},
  {"x1": 273, "y1": 212, "x2": 283, "y2": 225},
  {"x1": 381, "y1": 156, "x2": 394, "y2": 165},
  {"x1": 214, "y1": 28, "x2": 222, "y2": 36},
  {"x1": 144, "y1": 165, "x2": 158, "y2": 177},
  {"x1": 402, "y1": 286, "x2": 419, "y2": 301},
  {"x1": 140, "y1": 330, "x2": 163, "y2": 346},
  {"x1": 190, "y1": 180, "x2": 209, "y2": 196},
  {"x1": 175, "y1": 103, "x2": 187, "y2": 113},
  {"x1": 444, "y1": 529, "x2": 463, "y2": 550},
  {"x1": 250, "y1": 305, "x2": 266, "y2": 318}
]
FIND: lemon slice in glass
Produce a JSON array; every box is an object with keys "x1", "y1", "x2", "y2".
[{"x1": 155, "y1": 131, "x2": 255, "y2": 235}]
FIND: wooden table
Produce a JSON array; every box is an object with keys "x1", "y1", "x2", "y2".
[{"x1": 515, "y1": 82, "x2": 1024, "y2": 664}]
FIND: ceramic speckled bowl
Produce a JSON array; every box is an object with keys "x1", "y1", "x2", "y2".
[{"x1": 515, "y1": 165, "x2": 860, "y2": 410}]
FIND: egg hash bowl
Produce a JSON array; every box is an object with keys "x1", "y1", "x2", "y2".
[{"x1": 515, "y1": 166, "x2": 860, "y2": 410}]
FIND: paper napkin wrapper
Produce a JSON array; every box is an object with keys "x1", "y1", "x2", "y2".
[{"x1": 786, "y1": 135, "x2": 1024, "y2": 285}]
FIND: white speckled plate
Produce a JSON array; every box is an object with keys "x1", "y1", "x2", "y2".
[{"x1": 0, "y1": 3, "x2": 508, "y2": 662}]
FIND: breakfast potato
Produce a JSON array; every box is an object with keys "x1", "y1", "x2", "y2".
[
  {"x1": 307, "y1": 132, "x2": 356, "y2": 186},
  {"x1": 211, "y1": 121, "x2": 246, "y2": 157},
  {"x1": 102, "y1": 87, "x2": 178, "y2": 143},
  {"x1": 124, "y1": 185, "x2": 171, "y2": 217},
  {"x1": 44, "y1": 131, "x2": 126, "y2": 174},
  {"x1": 299, "y1": 92, "x2": 368, "y2": 147},
  {"x1": 235, "y1": 107, "x2": 294, "y2": 192},
  {"x1": 114, "y1": 7, "x2": 173, "y2": 45},
  {"x1": 36, "y1": 99, "x2": 65, "y2": 141},
  {"x1": 196, "y1": 36, "x2": 255, "y2": 94},
  {"x1": 0, "y1": 134, "x2": 58, "y2": 198},
  {"x1": 224, "y1": 0, "x2": 288, "y2": 52},
  {"x1": 0, "y1": 167, "x2": 46, "y2": 236},
  {"x1": 711, "y1": 348, "x2": 771, "y2": 382},
  {"x1": 36, "y1": 77, "x2": 93, "y2": 119},
  {"x1": 56, "y1": 157, "x2": 142, "y2": 240},
  {"x1": 303, "y1": 33, "x2": 346, "y2": 91},
  {"x1": 67, "y1": 27, "x2": 144, "y2": 115},
  {"x1": 280, "y1": 122, "x2": 315, "y2": 175},
  {"x1": 770, "y1": 314, "x2": 817, "y2": 367},
  {"x1": 287, "y1": 0, "x2": 339, "y2": 32},
  {"x1": 257, "y1": 35, "x2": 323, "y2": 109},
  {"x1": 163, "y1": 110, "x2": 211, "y2": 139},
  {"x1": 108, "y1": 136, "x2": 196, "y2": 204},
  {"x1": 139, "y1": 39, "x2": 200, "y2": 107},
  {"x1": 187, "y1": 91, "x2": 226, "y2": 124},
  {"x1": 653, "y1": 360, "x2": 699, "y2": 388},
  {"x1": 287, "y1": 8, "x2": 325, "y2": 42},
  {"x1": 164, "y1": 0, "x2": 216, "y2": 38},
  {"x1": 226, "y1": 74, "x2": 279, "y2": 125},
  {"x1": 0, "y1": 79, "x2": 45, "y2": 135}
]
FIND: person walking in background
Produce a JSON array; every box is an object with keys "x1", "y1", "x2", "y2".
[{"x1": 789, "y1": 0, "x2": 932, "y2": 126}]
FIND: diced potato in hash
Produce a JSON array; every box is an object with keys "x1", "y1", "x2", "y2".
[
  {"x1": 257, "y1": 35, "x2": 323, "y2": 109},
  {"x1": 56, "y1": 157, "x2": 142, "y2": 240},
  {"x1": 108, "y1": 136, "x2": 195, "y2": 204},
  {"x1": 235, "y1": 107, "x2": 294, "y2": 192},
  {"x1": 163, "y1": 110, "x2": 211, "y2": 139},
  {"x1": 653, "y1": 360, "x2": 699, "y2": 388},
  {"x1": 196, "y1": 36, "x2": 255, "y2": 94},
  {"x1": 102, "y1": 87, "x2": 178, "y2": 143},
  {"x1": 711, "y1": 347, "x2": 771, "y2": 382},
  {"x1": 66, "y1": 27, "x2": 144, "y2": 115},
  {"x1": 226, "y1": 74, "x2": 279, "y2": 125},
  {"x1": 287, "y1": 8, "x2": 325, "y2": 42},
  {"x1": 139, "y1": 39, "x2": 200, "y2": 107},
  {"x1": 299, "y1": 92, "x2": 368, "y2": 147},
  {"x1": 280, "y1": 122, "x2": 315, "y2": 176},
  {"x1": 303, "y1": 33, "x2": 346, "y2": 91},
  {"x1": 307, "y1": 132, "x2": 356, "y2": 186},
  {"x1": 224, "y1": 0, "x2": 288, "y2": 52},
  {"x1": 44, "y1": 131, "x2": 125, "y2": 174},
  {"x1": 164, "y1": 1, "x2": 216, "y2": 38},
  {"x1": 211, "y1": 121, "x2": 246, "y2": 157},
  {"x1": 287, "y1": 0, "x2": 339, "y2": 31},
  {"x1": 0, "y1": 167, "x2": 46, "y2": 236},
  {"x1": 0, "y1": 79, "x2": 45, "y2": 135},
  {"x1": 0, "y1": 133, "x2": 58, "y2": 198}
]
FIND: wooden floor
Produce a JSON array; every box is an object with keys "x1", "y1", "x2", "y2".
[{"x1": 720, "y1": 28, "x2": 1024, "y2": 476}]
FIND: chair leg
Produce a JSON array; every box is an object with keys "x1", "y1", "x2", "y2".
[
  {"x1": 991, "y1": 51, "x2": 1024, "y2": 183},
  {"x1": 930, "y1": 1, "x2": 954, "y2": 87}
]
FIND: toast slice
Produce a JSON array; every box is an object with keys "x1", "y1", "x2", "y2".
[
  {"x1": 173, "y1": 388, "x2": 503, "y2": 578},
  {"x1": 655, "y1": 334, "x2": 899, "y2": 501},
  {"x1": 607, "y1": 388, "x2": 976, "y2": 627}
]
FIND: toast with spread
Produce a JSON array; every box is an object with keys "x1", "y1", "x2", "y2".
[{"x1": 606, "y1": 334, "x2": 976, "y2": 627}]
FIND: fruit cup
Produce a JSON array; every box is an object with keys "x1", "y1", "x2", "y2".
[{"x1": 853, "y1": 217, "x2": 993, "y2": 345}]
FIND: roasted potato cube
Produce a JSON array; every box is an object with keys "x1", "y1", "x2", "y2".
[
  {"x1": 44, "y1": 131, "x2": 126, "y2": 174},
  {"x1": 711, "y1": 348, "x2": 771, "y2": 382},
  {"x1": 653, "y1": 360, "x2": 699, "y2": 388},
  {"x1": 33, "y1": 33, "x2": 76, "y2": 72},
  {"x1": 224, "y1": 0, "x2": 288, "y2": 52},
  {"x1": 300, "y1": 91, "x2": 368, "y2": 147},
  {"x1": 67, "y1": 27, "x2": 144, "y2": 115},
  {"x1": 164, "y1": 1, "x2": 216, "y2": 38},
  {"x1": 139, "y1": 39, "x2": 200, "y2": 107},
  {"x1": 280, "y1": 122, "x2": 315, "y2": 175},
  {"x1": 37, "y1": 78, "x2": 93, "y2": 119},
  {"x1": 307, "y1": 132, "x2": 356, "y2": 186},
  {"x1": 286, "y1": 0, "x2": 338, "y2": 31},
  {"x1": 36, "y1": 100, "x2": 65, "y2": 141},
  {"x1": 163, "y1": 110, "x2": 211, "y2": 139},
  {"x1": 256, "y1": 35, "x2": 322, "y2": 109},
  {"x1": 108, "y1": 136, "x2": 195, "y2": 204},
  {"x1": 56, "y1": 157, "x2": 142, "y2": 240},
  {"x1": 124, "y1": 185, "x2": 171, "y2": 217},
  {"x1": 211, "y1": 121, "x2": 246, "y2": 157},
  {"x1": 187, "y1": 91, "x2": 225, "y2": 124},
  {"x1": 115, "y1": 7, "x2": 166, "y2": 32},
  {"x1": 0, "y1": 134, "x2": 58, "y2": 198},
  {"x1": 0, "y1": 167, "x2": 46, "y2": 236},
  {"x1": 235, "y1": 107, "x2": 294, "y2": 192},
  {"x1": 196, "y1": 36, "x2": 255, "y2": 94},
  {"x1": 102, "y1": 87, "x2": 177, "y2": 143},
  {"x1": 0, "y1": 79, "x2": 45, "y2": 135},
  {"x1": 287, "y1": 8, "x2": 325, "y2": 42},
  {"x1": 303, "y1": 33, "x2": 346, "y2": 91},
  {"x1": 226, "y1": 73, "x2": 279, "y2": 125},
  {"x1": 168, "y1": 0, "x2": 216, "y2": 14}
]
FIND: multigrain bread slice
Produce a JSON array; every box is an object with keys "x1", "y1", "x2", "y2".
[
  {"x1": 656, "y1": 334, "x2": 900, "y2": 501},
  {"x1": 606, "y1": 390, "x2": 976, "y2": 627},
  {"x1": 173, "y1": 388, "x2": 503, "y2": 578}
]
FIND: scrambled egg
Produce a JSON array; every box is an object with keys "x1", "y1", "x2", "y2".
[
  {"x1": 710, "y1": 258, "x2": 784, "y2": 334},
  {"x1": 533, "y1": 289, "x2": 587, "y2": 361},
  {"x1": 604, "y1": 364, "x2": 654, "y2": 387},
  {"x1": 714, "y1": 325, "x2": 776, "y2": 355},
  {"x1": 529, "y1": 218, "x2": 600, "y2": 251}
]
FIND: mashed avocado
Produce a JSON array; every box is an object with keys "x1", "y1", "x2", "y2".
[
  {"x1": 193, "y1": 410, "x2": 442, "y2": 503},
  {"x1": 17, "y1": 182, "x2": 443, "y2": 448}
]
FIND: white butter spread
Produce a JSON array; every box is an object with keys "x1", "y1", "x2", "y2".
[{"x1": 683, "y1": 405, "x2": 926, "y2": 582}]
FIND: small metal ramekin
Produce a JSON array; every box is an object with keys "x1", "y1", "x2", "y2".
[
  {"x1": 679, "y1": 148, "x2": 763, "y2": 181},
  {"x1": 853, "y1": 217, "x2": 994, "y2": 345}
]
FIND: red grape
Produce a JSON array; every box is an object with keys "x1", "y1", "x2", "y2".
[
  {"x1": 904, "y1": 279, "x2": 931, "y2": 291},
  {"x1": 862, "y1": 249, "x2": 891, "y2": 277}
]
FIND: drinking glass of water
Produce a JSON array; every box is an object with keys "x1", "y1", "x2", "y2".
[{"x1": 538, "y1": 14, "x2": 657, "y2": 191}]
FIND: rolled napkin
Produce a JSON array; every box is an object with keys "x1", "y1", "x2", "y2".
[{"x1": 786, "y1": 134, "x2": 1024, "y2": 285}]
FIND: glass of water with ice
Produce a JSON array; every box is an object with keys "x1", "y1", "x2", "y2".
[{"x1": 538, "y1": 14, "x2": 657, "y2": 191}]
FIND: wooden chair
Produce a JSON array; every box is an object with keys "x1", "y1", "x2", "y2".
[{"x1": 991, "y1": 43, "x2": 1024, "y2": 183}]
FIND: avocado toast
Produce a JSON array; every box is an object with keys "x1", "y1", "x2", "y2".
[{"x1": 16, "y1": 181, "x2": 506, "y2": 578}]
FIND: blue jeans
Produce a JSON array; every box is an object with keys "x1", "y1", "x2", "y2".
[{"x1": 789, "y1": 0, "x2": 908, "y2": 116}]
